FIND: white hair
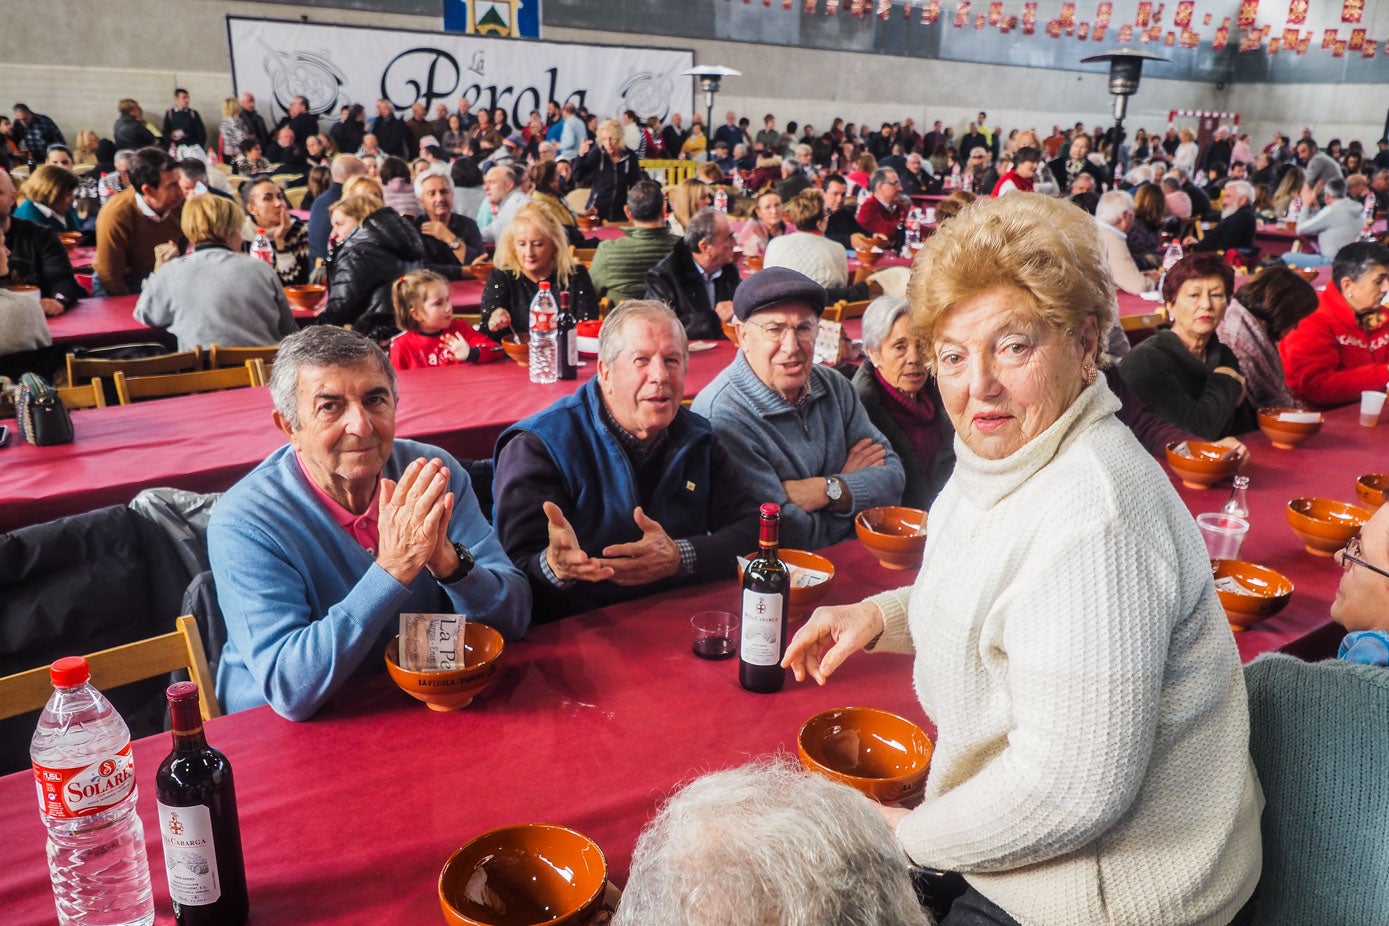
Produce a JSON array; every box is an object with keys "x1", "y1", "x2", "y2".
[
  {"x1": 1125, "y1": 164, "x2": 1153, "y2": 186},
  {"x1": 1224, "y1": 180, "x2": 1255, "y2": 207},
  {"x1": 1096, "y1": 189, "x2": 1136, "y2": 227},
  {"x1": 613, "y1": 760, "x2": 932, "y2": 926},
  {"x1": 412, "y1": 163, "x2": 454, "y2": 199}
]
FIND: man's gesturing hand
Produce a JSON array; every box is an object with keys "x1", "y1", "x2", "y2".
[
  {"x1": 376, "y1": 457, "x2": 452, "y2": 586},
  {"x1": 544, "y1": 501, "x2": 616, "y2": 583},
  {"x1": 594, "y1": 507, "x2": 682, "y2": 586}
]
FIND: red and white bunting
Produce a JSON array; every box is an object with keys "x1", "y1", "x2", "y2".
[
  {"x1": 1286, "y1": 0, "x2": 1307, "y2": 25},
  {"x1": 1236, "y1": 0, "x2": 1258, "y2": 28},
  {"x1": 974, "y1": 11, "x2": 986, "y2": 28},
  {"x1": 1268, "y1": 37, "x2": 1280, "y2": 54},
  {"x1": 1333, "y1": 39, "x2": 1347, "y2": 57},
  {"x1": 988, "y1": 1, "x2": 1003, "y2": 26},
  {"x1": 1096, "y1": 2, "x2": 1112, "y2": 26},
  {"x1": 1060, "y1": 2, "x2": 1076, "y2": 23},
  {"x1": 1093, "y1": 24, "x2": 1106, "y2": 40},
  {"x1": 1322, "y1": 28, "x2": 1338, "y2": 50},
  {"x1": 1213, "y1": 21, "x2": 1230, "y2": 50},
  {"x1": 1349, "y1": 28, "x2": 1366, "y2": 50},
  {"x1": 1119, "y1": 23, "x2": 1134, "y2": 42},
  {"x1": 1165, "y1": 29, "x2": 1176, "y2": 46},
  {"x1": 954, "y1": 1, "x2": 971, "y2": 27},
  {"x1": 1136, "y1": 1, "x2": 1152, "y2": 28},
  {"x1": 825, "y1": 0, "x2": 840, "y2": 13},
  {"x1": 1078, "y1": 21, "x2": 1090, "y2": 39},
  {"x1": 1296, "y1": 34, "x2": 1310, "y2": 54},
  {"x1": 1174, "y1": 1, "x2": 1193, "y2": 28},
  {"x1": 1282, "y1": 27, "x2": 1299, "y2": 47},
  {"x1": 877, "y1": 0, "x2": 893, "y2": 18},
  {"x1": 1022, "y1": 1, "x2": 1037, "y2": 31},
  {"x1": 1364, "y1": 39, "x2": 1377, "y2": 59},
  {"x1": 1342, "y1": 0, "x2": 1363, "y2": 25}
]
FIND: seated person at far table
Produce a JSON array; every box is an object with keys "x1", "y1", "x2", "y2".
[
  {"x1": 208, "y1": 326, "x2": 530, "y2": 720},
  {"x1": 493, "y1": 300, "x2": 759, "y2": 621},
  {"x1": 1185, "y1": 180, "x2": 1256, "y2": 254},
  {"x1": 412, "y1": 169, "x2": 485, "y2": 275},
  {"x1": 644, "y1": 207, "x2": 740, "y2": 340},
  {"x1": 1095, "y1": 190, "x2": 1158, "y2": 296},
  {"x1": 588, "y1": 179, "x2": 679, "y2": 305},
  {"x1": 0, "y1": 172, "x2": 82, "y2": 314},
  {"x1": 855, "y1": 167, "x2": 908, "y2": 250},
  {"x1": 1284, "y1": 177, "x2": 1364, "y2": 270},
  {"x1": 94, "y1": 146, "x2": 186, "y2": 295},
  {"x1": 1279, "y1": 241, "x2": 1389, "y2": 408},
  {"x1": 1331, "y1": 503, "x2": 1389, "y2": 666},
  {"x1": 691, "y1": 268, "x2": 905, "y2": 550},
  {"x1": 821, "y1": 174, "x2": 873, "y2": 252},
  {"x1": 612, "y1": 760, "x2": 931, "y2": 926}
]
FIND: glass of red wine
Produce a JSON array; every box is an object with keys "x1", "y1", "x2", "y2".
[{"x1": 691, "y1": 611, "x2": 739, "y2": 660}]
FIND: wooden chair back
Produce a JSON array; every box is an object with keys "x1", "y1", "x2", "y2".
[
  {"x1": 0, "y1": 616, "x2": 219, "y2": 722},
  {"x1": 822, "y1": 301, "x2": 846, "y2": 323},
  {"x1": 207, "y1": 344, "x2": 279, "y2": 370},
  {"x1": 573, "y1": 247, "x2": 597, "y2": 265},
  {"x1": 67, "y1": 348, "x2": 202, "y2": 385},
  {"x1": 285, "y1": 186, "x2": 309, "y2": 209},
  {"x1": 838, "y1": 299, "x2": 870, "y2": 320},
  {"x1": 113, "y1": 360, "x2": 264, "y2": 404},
  {"x1": 56, "y1": 378, "x2": 106, "y2": 410}
]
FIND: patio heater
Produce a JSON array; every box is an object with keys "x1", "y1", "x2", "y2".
[
  {"x1": 681, "y1": 65, "x2": 742, "y2": 138},
  {"x1": 1080, "y1": 49, "x2": 1168, "y2": 186}
]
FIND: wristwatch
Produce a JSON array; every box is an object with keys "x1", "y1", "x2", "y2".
[
  {"x1": 431, "y1": 542, "x2": 475, "y2": 584},
  {"x1": 449, "y1": 238, "x2": 463, "y2": 251},
  {"x1": 825, "y1": 477, "x2": 844, "y2": 503}
]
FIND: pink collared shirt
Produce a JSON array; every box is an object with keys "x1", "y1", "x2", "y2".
[{"x1": 295, "y1": 452, "x2": 381, "y2": 554}]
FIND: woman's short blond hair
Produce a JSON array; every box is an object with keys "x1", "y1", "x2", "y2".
[
  {"x1": 330, "y1": 193, "x2": 382, "y2": 225},
  {"x1": 495, "y1": 202, "x2": 577, "y2": 286},
  {"x1": 342, "y1": 174, "x2": 384, "y2": 201},
  {"x1": 907, "y1": 193, "x2": 1114, "y2": 367},
  {"x1": 596, "y1": 118, "x2": 624, "y2": 145},
  {"x1": 180, "y1": 194, "x2": 245, "y2": 245},
  {"x1": 221, "y1": 97, "x2": 239, "y2": 119},
  {"x1": 21, "y1": 165, "x2": 79, "y2": 210},
  {"x1": 783, "y1": 188, "x2": 825, "y2": 230}
]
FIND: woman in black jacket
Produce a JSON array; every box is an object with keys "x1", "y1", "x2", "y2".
[
  {"x1": 479, "y1": 202, "x2": 597, "y2": 340},
  {"x1": 323, "y1": 194, "x2": 427, "y2": 342},
  {"x1": 573, "y1": 119, "x2": 645, "y2": 222},
  {"x1": 113, "y1": 99, "x2": 158, "y2": 150}
]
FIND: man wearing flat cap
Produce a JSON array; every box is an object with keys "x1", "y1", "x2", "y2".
[{"x1": 691, "y1": 267, "x2": 905, "y2": 549}]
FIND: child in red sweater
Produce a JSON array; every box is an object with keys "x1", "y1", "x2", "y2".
[{"x1": 388, "y1": 270, "x2": 503, "y2": 369}]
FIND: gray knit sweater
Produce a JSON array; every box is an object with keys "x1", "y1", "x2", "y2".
[
  {"x1": 691, "y1": 351, "x2": 904, "y2": 549},
  {"x1": 0, "y1": 291, "x2": 52, "y2": 356},
  {"x1": 588, "y1": 226, "x2": 679, "y2": 303},
  {"x1": 133, "y1": 246, "x2": 296, "y2": 351}
]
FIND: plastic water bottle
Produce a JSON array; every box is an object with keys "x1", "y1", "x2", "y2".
[
  {"x1": 250, "y1": 229, "x2": 274, "y2": 266},
  {"x1": 905, "y1": 208, "x2": 922, "y2": 252},
  {"x1": 97, "y1": 173, "x2": 115, "y2": 206},
  {"x1": 962, "y1": 169, "x2": 974, "y2": 193},
  {"x1": 1159, "y1": 240, "x2": 1184, "y2": 292},
  {"x1": 1288, "y1": 194, "x2": 1302, "y2": 220},
  {"x1": 857, "y1": 186, "x2": 870, "y2": 209},
  {"x1": 1361, "y1": 196, "x2": 1377, "y2": 241},
  {"x1": 528, "y1": 282, "x2": 558, "y2": 384},
  {"x1": 713, "y1": 188, "x2": 728, "y2": 214},
  {"x1": 948, "y1": 163, "x2": 961, "y2": 190},
  {"x1": 31, "y1": 657, "x2": 155, "y2": 926}
]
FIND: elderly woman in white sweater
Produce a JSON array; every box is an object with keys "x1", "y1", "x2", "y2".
[
  {"x1": 783, "y1": 193, "x2": 1262, "y2": 926},
  {"x1": 763, "y1": 188, "x2": 877, "y2": 304}
]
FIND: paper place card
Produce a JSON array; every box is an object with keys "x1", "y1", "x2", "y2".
[
  {"x1": 1277, "y1": 411, "x2": 1322, "y2": 423},
  {"x1": 1140, "y1": 291, "x2": 1164, "y2": 302},
  {"x1": 814, "y1": 319, "x2": 844, "y2": 366},
  {"x1": 399, "y1": 613, "x2": 466, "y2": 671},
  {"x1": 1213, "y1": 576, "x2": 1258, "y2": 596}
]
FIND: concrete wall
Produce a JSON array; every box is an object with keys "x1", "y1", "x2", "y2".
[{"x1": 2, "y1": 2, "x2": 1382, "y2": 155}]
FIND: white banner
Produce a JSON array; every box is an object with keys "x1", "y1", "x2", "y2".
[{"x1": 226, "y1": 17, "x2": 693, "y2": 127}]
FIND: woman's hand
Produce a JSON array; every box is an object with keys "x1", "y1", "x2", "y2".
[
  {"x1": 487, "y1": 309, "x2": 511, "y2": 332},
  {"x1": 781, "y1": 601, "x2": 885, "y2": 685}
]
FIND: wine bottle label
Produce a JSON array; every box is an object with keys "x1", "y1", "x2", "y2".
[
  {"x1": 740, "y1": 590, "x2": 784, "y2": 667},
  {"x1": 33, "y1": 741, "x2": 135, "y2": 819},
  {"x1": 158, "y1": 801, "x2": 222, "y2": 905}
]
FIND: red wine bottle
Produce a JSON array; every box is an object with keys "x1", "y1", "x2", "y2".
[
  {"x1": 557, "y1": 290, "x2": 577, "y2": 380},
  {"x1": 155, "y1": 682, "x2": 249, "y2": 926},
  {"x1": 740, "y1": 503, "x2": 789, "y2": 693}
]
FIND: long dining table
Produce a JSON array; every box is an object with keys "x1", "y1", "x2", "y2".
[
  {"x1": 0, "y1": 499, "x2": 1347, "y2": 925},
  {"x1": 0, "y1": 338, "x2": 738, "y2": 533}
]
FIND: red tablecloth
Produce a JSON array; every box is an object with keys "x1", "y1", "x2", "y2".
[
  {"x1": 0, "y1": 341, "x2": 739, "y2": 533},
  {"x1": 0, "y1": 539, "x2": 924, "y2": 925}
]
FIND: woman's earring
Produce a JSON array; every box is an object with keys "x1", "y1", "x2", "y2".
[{"x1": 1082, "y1": 360, "x2": 1098, "y2": 386}]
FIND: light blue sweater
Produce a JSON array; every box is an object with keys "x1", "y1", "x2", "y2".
[
  {"x1": 691, "y1": 352, "x2": 904, "y2": 549},
  {"x1": 208, "y1": 439, "x2": 531, "y2": 720}
]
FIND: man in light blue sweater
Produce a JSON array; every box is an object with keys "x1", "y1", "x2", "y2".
[
  {"x1": 208, "y1": 327, "x2": 530, "y2": 720},
  {"x1": 691, "y1": 268, "x2": 905, "y2": 549}
]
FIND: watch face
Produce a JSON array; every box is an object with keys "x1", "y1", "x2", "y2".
[{"x1": 826, "y1": 478, "x2": 843, "y2": 501}]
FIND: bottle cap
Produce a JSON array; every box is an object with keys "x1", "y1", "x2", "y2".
[
  {"x1": 50, "y1": 656, "x2": 90, "y2": 687},
  {"x1": 256, "y1": 228, "x2": 266, "y2": 234},
  {"x1": 759, "y1": 502, "x2": 781, "y2": 519},
  {"x1": 167, "y1": 681, "x2": 200, "y2": 703},
  {"x1": 539, "y1": 281, "x2": 551, "y2": 290}
]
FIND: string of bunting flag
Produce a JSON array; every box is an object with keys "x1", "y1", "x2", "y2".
[{"x1": 726, "y1": 0, "x2": 1379, "y2": 59}]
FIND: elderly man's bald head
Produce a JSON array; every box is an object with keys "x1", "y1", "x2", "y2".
[{"x1": 330, "y1": 155, "x2": 367, "y2": 184}]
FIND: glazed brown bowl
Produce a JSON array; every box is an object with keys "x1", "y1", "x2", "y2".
[
  {"x1": 855, "y1": 506, "x2": 928, "y2": 571},
  {"x1": 1293, "y1": 266, "x2": 1320, "y2": 283},
  {"x1": 439, "y1": 824, "x2": 607, "y2": 926},
  {"x1": 384, "y1": 625, "x2": 504, "y2": 712},
  {"x1": 744, "y1": 253, "x2": 764, "y2": 271},
  {"x1": 798, "y1": 706, "x2": 934, "y2": 805},
  {"x1": 1285, "y1": 497, "x2": 1370, "y2": 557},
  {"x1": 470, "y1": 261, "x2": 495, "y2": 282},
  {"x1": 1210, "y1": 559, "x2": 1294, "y2": 631},
  {"x1": 720, "y1": 322, "x2": 740, "y2": 346},
  {"x1": 575, "y1": 214, "x2": 596, "y2": 232},
  {"x1": 1355, "y1": 474, "x2": 1389, "y2": 510},
  {"x1": 737, "y1": 548, "x2": 836, "y2": 617},
  {"x1": 1165, "y1": 440, "x2": 1240, "y2": 490},
  {"x1": 284, "y1": 283, "x2": 326, "y2": 311},
  {"x1": 1257, "y1": 407, "x2": 1324, "y2": 449},
  {"x1": 57, "y1": 231, "x2": 82, "y2": 252},
  {"x1": 855, "y1": 246, "x2": 884, "y2": 268},
  {"x1": 501, "y1": 334, "x2": 529, "y2": 366}
]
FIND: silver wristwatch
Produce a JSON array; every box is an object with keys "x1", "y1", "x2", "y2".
[{"x1": 825, "y1": 477, "x2": 844, "y2": 502}]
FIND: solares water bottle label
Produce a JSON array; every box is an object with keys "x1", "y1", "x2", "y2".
[
  {"x1": 33, "y1": 741, "x2": 136, "y2": 818},
  {"x1": 158, "y1": 802, "x2": 223, "y2": 905},
  {"x1": 741, "y1": 590, "x2": 783, "y2": 666}
]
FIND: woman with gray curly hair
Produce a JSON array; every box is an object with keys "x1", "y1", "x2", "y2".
[
  {"x1": 851, "y1": 295, "x2": 954, "y2": 509},
  {"x1": 613, "y1": 760, "x2": 932, "y2": 926},
  {"x1": 785, "y1": 193, "x2": 1262, "y2": 926}
]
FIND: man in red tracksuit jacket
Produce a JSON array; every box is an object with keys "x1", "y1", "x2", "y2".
[{"x1": 1280, "y1": 242, "x2": 1389, "y2": 408}]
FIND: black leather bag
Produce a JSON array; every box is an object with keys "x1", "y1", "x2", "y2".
[{"x1": 16, "y1": 373, "x2": 74, "y2": 445}]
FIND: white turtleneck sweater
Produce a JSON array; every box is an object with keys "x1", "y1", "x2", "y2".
[{"x1": 867, "y1": 380, "x2": 1262, "y2": 926}]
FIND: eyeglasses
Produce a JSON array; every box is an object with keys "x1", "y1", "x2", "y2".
[
  {"x1": 744, "y1": 320, "x2": 820, "y2": 344},
  {"x1": 1338, "y1": 536, "x2": 1389, "y2": 580}
]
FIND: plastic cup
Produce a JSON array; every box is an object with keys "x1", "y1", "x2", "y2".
[
  {"x1": 1197, "y1": 513, "x2": 1249, "y2": 561},
  {"x1": 924, "y1": 207, "x2": 936, "y2": 224},
  {"x1": 1360, "y1": 391, "x2": 1386, "y2": 428},
  {"x1": 691, "y1": 611, "x2": 738, "y2": 661}
]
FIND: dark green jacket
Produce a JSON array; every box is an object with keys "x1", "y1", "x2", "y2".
[{"x1": 589, "y1": 225, "x2": 679, "y2": 304}]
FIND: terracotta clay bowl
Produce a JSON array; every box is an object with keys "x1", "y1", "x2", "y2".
[
  {"x1": 720, "y1": 322, "x2": 740, "y2": 346},
  {"x1": 1355, "y1": 474, "x2": 1389, "y2": 511},
  {"x1": 1256, "y1": 407, "x2": 1324, "y2": 449},
  {"x1": 1165, "y1": 440, "x2": 1240, "y2": 490},
  {"x1": 1285, "y1": 497, "x2": 1370, "y2": 557},
  {"x1": 439, "y1": 824, "x2": 606, "y2": 926},
  {"x1": 798, "y1": 706, "x2": 934, "y2": 805},
  {"x1": 58, "y1": 231, "x2": 82, "y2": 252},
  {"x1": 855, "y1": 246, "x2": 884, "y2": 268},
  {"x1": 855, "y1": 506, "x2": 928, "y2": 570},
  {"x1": 1210, "y1": 559, "x2": 1293, "y2": 631},
  {"x1": 284, "y1": 284, "x2": 326, "y2": 311},
  {"x1": 383, "y1": 625, "x2": 504, "y2": 711},
  {"x1": 744, "y1": 253, "x2": 764, "y2": 271},
  {"x1": 575, "y1": 215, "x2": 596, "y2": 232},
  {"x1": 737, "y1": 548, "x2": 835, "y2": 617},
  {"x1": 470, "y1": 261, "x2": 495, "y2": 282},
  {"x1": 501, "y1": 334, "x2": 529, "y2": 366}
]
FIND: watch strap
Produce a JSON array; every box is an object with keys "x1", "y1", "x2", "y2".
[{"x1": 433, "y1": 541, "x2": 474, "y2": 584}]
